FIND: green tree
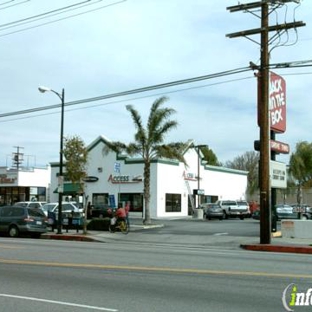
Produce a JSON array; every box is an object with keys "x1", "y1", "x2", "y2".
[
  {"x1": 63, "y1": 135, "x2": 88, "y2": 233},
  {"x1": 289, "y1": 141, "x2": 312, "y2": 204},
  {"x1": 224, "y1": 151, "x2": 259, "y2": 198},
  {"x1": 104, "y1": 96, "x2": 187, "y2": 224},
  {"x1": 200, "y1": 146, "x2": 220, "y2": 166}
]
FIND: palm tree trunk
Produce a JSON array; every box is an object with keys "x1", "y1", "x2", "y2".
[{"x1": 143, "y1": 161, "x2": 151, "y2": 224}]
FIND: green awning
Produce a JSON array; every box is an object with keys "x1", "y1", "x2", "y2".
[{"x1": 53, "y1": 183, "x2": 82, "y2": 194}]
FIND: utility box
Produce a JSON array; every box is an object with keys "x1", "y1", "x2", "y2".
[{"x1": 192, "y1": 208, "x2": 204, "y2": 219}]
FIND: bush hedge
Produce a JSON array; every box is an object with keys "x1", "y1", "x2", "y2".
[{"x1": 87, "y1": 218, "x2": 110, "y2": 231}]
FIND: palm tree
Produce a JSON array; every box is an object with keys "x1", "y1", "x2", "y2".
[{"x1": 104, "y1": 96, "x2": 187, "y2": 224}]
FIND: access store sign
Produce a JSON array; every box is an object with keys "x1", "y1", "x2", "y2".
[{"x1": 269, "y1": 71, "x2": 286, "y2": 133}]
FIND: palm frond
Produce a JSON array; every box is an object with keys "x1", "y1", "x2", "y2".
[
  {"x1": 103, "y1": 141, "x2": 127, "y2": 155},
  {"x1": 153, "y1": 144, "x2": 187, "y2": 164}
]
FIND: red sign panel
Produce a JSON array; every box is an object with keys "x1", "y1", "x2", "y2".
[
  {"x1": 270, "y1": 140, "x2": 290, "y2": 154},
  {"x1": 269, "y1": 72, "x2": 286, "y2": 133}
]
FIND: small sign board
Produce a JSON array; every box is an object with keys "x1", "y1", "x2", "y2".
[
  {"x1": 270, "y1": 160, "x2": 287, "y2": 189},
  {"x1": 83, "y1": 176, "x2": 99, "y2": 182},
  {"x1": 270, "y1": 140, "x2": 290, "y2": 154},
  {"x1": 58, "y1": 175, "x2": 64, "y2": 193}
]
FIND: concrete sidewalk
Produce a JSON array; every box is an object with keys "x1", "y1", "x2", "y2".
[
  {"x1": 41, "y1": 220, "x2": 312, "y2": 254},
  {"x1": 41, "y1": 220, "x2": 164, "y2": 242}
]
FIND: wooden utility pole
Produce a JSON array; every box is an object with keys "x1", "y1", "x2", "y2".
[
  {"x1": 259, "y1": 1, "x2": 271, "y2": 244},
  {"x1": 226, "y1": 1, "x2": 305, "y2": 244}
]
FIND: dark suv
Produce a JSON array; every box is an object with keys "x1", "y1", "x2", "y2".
[{"x1": 0, "y1": 206, "x2": 48, "y2": 238}]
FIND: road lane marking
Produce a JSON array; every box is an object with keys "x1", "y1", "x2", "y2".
[
  {"x1": 0, "y1": 294, "x2": 118, "y2": 311},
  {"x1": 0, "y1": 258, "x2": 312, "y2": 279}
]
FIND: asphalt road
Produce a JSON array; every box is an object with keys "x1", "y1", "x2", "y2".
[
  {"x1": 0, "y1": 219, "x2": 310, "y2": 312},
  {"x1": 145, "y1": 217, "x2": 264, "y2": 236}
]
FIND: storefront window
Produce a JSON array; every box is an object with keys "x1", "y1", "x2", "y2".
[
  {"x1": 92, "y1": 193, "x2": 109, "y2": 206},
  {"x1": 165, "y1": 194, "x2": 181, "y2": 212},
  {"x1": 120, "y1": 193, "x2": 143, "y2": 212}
]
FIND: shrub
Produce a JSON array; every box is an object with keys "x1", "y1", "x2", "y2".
[{"x1": 87, "y1": 218, "x2": 110, "y2": 231}]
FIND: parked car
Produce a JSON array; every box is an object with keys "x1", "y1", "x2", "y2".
[
  {"x1": 0, "y1": 205, "x2": 48, "y2": 238},
  {"x1": 252, "y1": 209, "x2": 260, "y2": 220},
  {"x1": 200, "y1": 203, "x2": 223, "y2": 220},
  {"x1": 276, "y1": 204, "x2": 311, "y2": 220},
  {"x1": 13, "y1": 201, "x2": 47, "y2": 209},
  {"x1": 237, "y1": 200, "x2": 251, "y2": 217},
  {"x1": 215, "y1": 200, "x2": 248, "y2": 220},
  {"x1": 91, "y1": 204, "x2": 115, "y2": 218},
  {"x1": 291, "y1": 204, "x2": 312, "y2": 215},
  {"x1": 41, "y1": 202, "x2": 80, "y2": 217}
]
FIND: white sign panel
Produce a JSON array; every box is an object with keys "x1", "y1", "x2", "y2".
[
  {"x1": 270, "y1": 160, "x2": 287, "y2": 189},
  {"x1": 114, "y1": 162, "x2": 121, "y2": 173},
  {"x1": 58, "y1": 175, "x2": 64, "y2": 193}
]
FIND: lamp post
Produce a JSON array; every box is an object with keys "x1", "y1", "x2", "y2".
[
  {"x1": 38, "y1": 86, "x2": 65, "y2": 234},
  {"x1": 195, "y1": 144, "x2": 208, "y2": 207}
]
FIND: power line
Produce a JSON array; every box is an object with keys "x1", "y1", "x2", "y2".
[
  {"x1": 0, "y1": 0, "x2": 92, "y2": 29},
  {"x1": 0, "y1": 76, "x2": 256, "y2": 123},
  {"x1": 0, "y1": 0, "x2": 29, "y2": 11},
  {"x1": 0, "y1": 60, "x2": 311, "y2": 121},
  {"x1": 0, "y1": 66, "x2": 252, "y2": 119},
  {"x1": 0, "y1": 0, "x2": 126, "y2": 37}
]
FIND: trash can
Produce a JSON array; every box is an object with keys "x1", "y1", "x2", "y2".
[{"x1": 193, "y1": 208, "x2": 204, "y2": 219}]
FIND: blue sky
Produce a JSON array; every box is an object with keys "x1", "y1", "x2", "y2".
[{"x1": 1, "y1": 0, "x2": 311, "y2": 168}]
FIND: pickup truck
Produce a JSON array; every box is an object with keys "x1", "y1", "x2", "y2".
[{"x1": 215, "y1": 200, "x2": 248, "y2": 220}]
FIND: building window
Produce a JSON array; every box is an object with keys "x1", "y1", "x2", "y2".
[
  {"x1": 165, "y1": 193, "x2": 181, "y2": 212},
  {"x1": 92, "y1": 193, "x2": 109, "y2": 206}
]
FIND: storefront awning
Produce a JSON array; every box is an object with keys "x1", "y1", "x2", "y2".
[{"x1": 53, "y1": 183, "x2": 82, "y2": 194}]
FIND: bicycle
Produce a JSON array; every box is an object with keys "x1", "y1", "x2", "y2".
[{"x1": 109, "y1": 218, "x2": 129, "y2": 234}]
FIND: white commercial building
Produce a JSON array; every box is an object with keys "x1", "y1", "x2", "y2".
[
  {"x1": 49, "y1": 136, "x2": 248, "y2": 218},
  {"x1": 0, "y1": 166, "x2": 50, "y2": 205}
]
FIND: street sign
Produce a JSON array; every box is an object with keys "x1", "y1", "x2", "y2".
[
  {"x1": 193, "y1": 189, "x2": 205, "y2": 195},
  {"x1": 114, "y1": 162, "x2": 121, "y2": 173}
]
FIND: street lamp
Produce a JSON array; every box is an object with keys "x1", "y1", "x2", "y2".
[
  {"x1": 38, "y1": 86, "x2": 65, "y2": 234},
  {"x1": 195, "y1": 144, "x2": 208, "y2": 206}
]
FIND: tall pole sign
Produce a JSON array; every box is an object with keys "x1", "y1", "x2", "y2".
[{"x1": 226, "y1": 1, "x2": 305, "y2": 244}]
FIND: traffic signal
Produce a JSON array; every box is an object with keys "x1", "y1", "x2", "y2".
[{"x1": 254, "y1": 140, "x2": 260, "y2": 151}]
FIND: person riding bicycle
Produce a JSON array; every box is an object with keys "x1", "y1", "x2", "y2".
[
  {"x1": 109, "y1": 203, "x2": 129, "y2": 233},
  {"x1": 113, "y1": 203, "x2": 126, "y2": 227}
]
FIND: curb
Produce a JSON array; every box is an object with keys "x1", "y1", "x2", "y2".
[
  {"x1": 41, "y1": 234, "x2": 98, "y2": 242},
  {"x1": 240, "y1": 231, "x2": 312, "y2": 254},
  {"x1": 240, "y1": 244, "x2": 312, "y2": 254},
  {"x1": 131, "y1": 224, "x2": 164, "y2": 230}
]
